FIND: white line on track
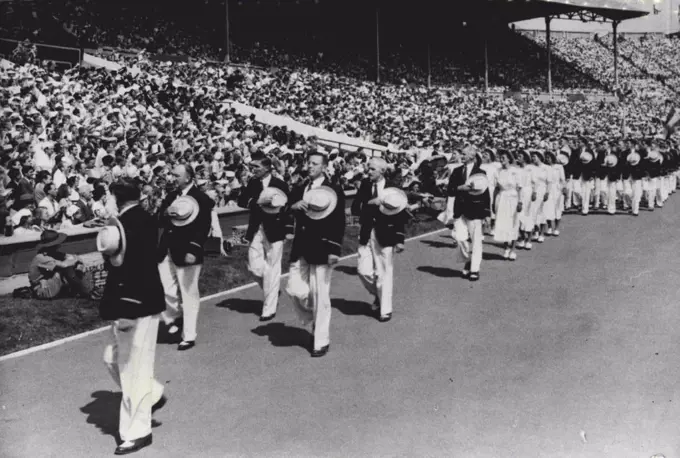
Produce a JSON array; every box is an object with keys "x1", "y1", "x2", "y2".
[{"x1": 0, "y1": 228, "x2": 447, "y2": 362}]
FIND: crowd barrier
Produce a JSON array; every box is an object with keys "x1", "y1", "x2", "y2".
[{"x1": 0, "y1": 192, "x2": 357, "y2": 278}]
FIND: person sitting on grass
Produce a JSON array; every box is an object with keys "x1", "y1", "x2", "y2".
[{"x1": 28, "y1": 230, "x2": 93, "y2": 300}]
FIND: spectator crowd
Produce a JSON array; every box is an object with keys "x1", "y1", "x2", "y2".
[{"x1": 1, "y1": 1, "x2": 680, "y2": 240}]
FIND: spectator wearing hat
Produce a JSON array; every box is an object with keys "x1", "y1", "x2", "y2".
[
  {"x1": 99, "y1": 178, "x2": 166, "y2": 456},
  {"x1": 157, "y1": 164, "x2": 214, "y2": 351},
  {"x1": 28, "y1": 230, "x2": 91, "y2": 300},
  {"x1": 237, "y1": 152, "x2": 291, "y2": 322},
  {"x1": 352, "y1": 157, "x2": 406, "y2": 322},
  {"x1": 447, "y1": 146, "x2": 490, "y2": 281},
  {"x1": 286, "y1": 150, "x2": 345, "y2": 357},
  {"x1": 73, "y1": 182, "x2": 95, "y2": 224}
]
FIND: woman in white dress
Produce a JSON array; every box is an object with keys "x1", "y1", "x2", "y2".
[
  {"x1": 529, "y1": 150, "x2": 550, "y2": 244},
  {"x1": 548, "y1": 151, "x2": 567, "y2": 236},
  {"x1": 493, "y1": 150, "x2": 522, "y2": 260},
  {"x1": 541, "y1": 151, "x2": 558, "y2": 235},
  {"x1": 481, "y1": 149, "x2": 499, "y2": 235},
  {"x1": 515, "y1": 150, "x2": 535, "y2": 250}
]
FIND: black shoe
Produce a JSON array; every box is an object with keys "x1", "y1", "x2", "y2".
[
  {"x1": 371, "y1": 297, "x2": 380, "y2": 313},
  {"x1": 469, "y1": 272, "x2": 480, "y2": 282},
  {"x1": 378, "y1": 313, "x2": 392, "y2": 323},
  {"x1": 151, "y1": 395, "x2": 167, "y2": 414},
  {"x1": 177, "y1": 341, "x2": 195, "y2": 351},
  {"x1": 311, "y1": 345, "x2": 330, "y2": 358},
  {"x1": 259, "y1": 313, "x2": 276, "y2": 322},
  {"x1": 114, "y1": 434, "x2": 152, "y2": 455}
]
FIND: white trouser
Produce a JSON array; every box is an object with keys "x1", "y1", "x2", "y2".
[
  {"x1": 606, "y1": 179, "x2": 618, "y2": 214},
  {"x1": 453, "y1": 217, "x2": 483, "y2": 273},
  {"x1": 357, "y1": 230, "x2": 394, "y2": 317},
  {"x1": 565, "y1": 178, "x2": 574, "y2": 208},
  {"x1": 248, "y1": 227, "x2": 283, "y2": 318},
  {"x1": 286, "y1": 259, "x2": 333, "y2": 351},
  {"x1": 158, "y1": 255, "x2": 202, "y2": 342},
  {"x1": 631, "y1": 180, "x2": 643, "y2": 215},
  {"x1": 103, "y1": 315, "x2": 164, "y2": 442},
  {"x1": 594, "y1": 178, "x2": 605, "y2": 208},
  {"x1": 646, "y1": 178, "x2": 660, "y2": 209},
  {"x1": 580, "y1": 179, "x2": 593, "y2": 214}
]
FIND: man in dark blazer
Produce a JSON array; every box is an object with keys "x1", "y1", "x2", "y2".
[
  {"x1": 237, "y1": 152, "x2": 291, "y2": 321},
  {"x1": 157, "y1": 164, "x2": 214, "y2": 351},
  {"x1": 446, "y1": 145, "x2": 491, "y2": 281},
  {"x1": 351, "y1": 157, "x2": 405, "y2": 322},
  {"x1": 285, "y1": 150, "x2": 345, "y2": 357},
  {"x1": 99, "y1": 178, "x2": 166, "y2": 456}
]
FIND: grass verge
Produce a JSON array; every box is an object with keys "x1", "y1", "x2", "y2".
[{"x1": 0, "y1": 216, "x2": 444, "y2": 357}]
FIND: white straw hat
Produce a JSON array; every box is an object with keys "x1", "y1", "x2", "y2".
[
  {"x1": 96, "y1": 217, "x2": 126, "y2": 267},
  {"x1": 258, "y1": 187, "x2": 288, "y2": 214},
  {"x1": 167, "y1": 195, "x2": 199, "y2": 227},
  {"x1": 304, "y1": 186, "x2": 337, "y2": 220},
  {"x1": 379, "y1": 188, "x2": 408, "y2": 216}
]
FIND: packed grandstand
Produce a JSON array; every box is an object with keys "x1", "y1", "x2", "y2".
[{"x1": 0, "y1": 0, "x2": 678, "y2": 237}]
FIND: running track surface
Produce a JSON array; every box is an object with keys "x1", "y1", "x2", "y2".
[{"x1": 2, "y1": 201, "x2": 680, "y2": 458}]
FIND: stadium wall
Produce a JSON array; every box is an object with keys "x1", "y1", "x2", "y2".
[{"x1": 514, "y1": 0, "x2": 680, "y2": 34}]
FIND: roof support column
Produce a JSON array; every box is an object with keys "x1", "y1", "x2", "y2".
[
  {"x1": 427, "y1": 42, "x2": 431, "y2": 90},
  {"x1": 375, "y1": 6, "x2": 380, "y2": 84},
  {"x1": 613, "y1": 20, "x2": 620, "y2": 88},
  {"x1": 484, "y1": 33, "x2": 489, "y2": 93},
  {"x1": 545, "y1": 16, "x2": 552, "y2": 95},
  {"x1": 224, "y1": 0, "x2": 231, "y2": 63}
]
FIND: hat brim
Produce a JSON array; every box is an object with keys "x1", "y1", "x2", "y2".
[
  {"x1": 99, "y1": 217, "x2": 126, "y2": 267},
  {"x1": 169, "y1": 196, "x2": 200, "y2": 227},
  {"x1": 37, "y1": 232, "x2": 68, "y2": 249},
  {"x1": 258, "y1": 188, "x2": 288, "y2": 214},
  {"x1": 379, "y1": 189, "x2": 408, "y2": 216},
  {"x1": 304, "y1": 187, "x2": 337, "y2": 221}
]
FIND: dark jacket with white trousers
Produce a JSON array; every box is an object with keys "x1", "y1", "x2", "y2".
[
  {"x1": 157, "y1": 184, "x2": 215, "y2": 267},
  {"x1": 289, "y1": 176, "x2": 345, "y2": 265},
  {"x1": 100, "y1": 204, "x2": 165, "y2": 321},
  {"x1": 237, "y1": 175, "x2": 291, "y2": 243},
  {"x1": 446, "y1": 163, "x2": 491, "y2": 221},
  {"x1": 352, "y1": 178, "x2": 406, "y2": 247}
]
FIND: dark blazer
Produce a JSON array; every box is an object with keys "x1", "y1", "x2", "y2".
[
  {"x1": 446, "y1": 163, "x2": 491, "y2": 221},
  {"x1": 100, "y1": 205, "x2": 165, "y2": 321},
  {"x1": 237, "y1": 175, "x2": 291, "y2": 243},
  {"x1": 289, "y1": 176, "x2": 346, "y2": 265},
  {"x1": 157, "y1": 184, "x2": 215, "y2": 266},
  {"x1": 351, "y1": 178, "x2": 406, "y2": 247}
]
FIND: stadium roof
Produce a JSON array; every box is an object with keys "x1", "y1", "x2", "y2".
[{"x1": 460, "y1": 0, "x2": 650, "y2": 23}]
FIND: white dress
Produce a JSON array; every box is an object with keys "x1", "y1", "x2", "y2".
[
  {"x1": 481, "y1": 163, "x2": 499, "y2": 218},
  {"x1": 542, "y1": 164, "x2": 558, "y2": 222},
  {"x1": 528, "y1": 164, "x2": 548, "y2": 227},
  {"x1": 493, "y1": 167, "x2": 520, "y2": 242},
  {"x1": 551, "y1": 164, "x2": 566, "y2": 220},
  {"x1": 518, "y1": 166, "x2": 534, "y2": 232}
]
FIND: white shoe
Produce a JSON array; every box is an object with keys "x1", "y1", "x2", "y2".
[
  {"x1": 537, "y1": 235, "x2": 545, "y2": 243},
  {"x1": 503, "y1": 249, "x2": 511, "y2": 259},
  {"x1": 525, "y1": 242, "x2": 533, "y2": 250},
  {"x1": 509, "y1": 251, "x2": 517, "y2": 261},
  {"x1": 168, "y1": 325, "x2": 180, "y2": 335},
  {"x1": 516, "y1": 240, "x2": 526, "y2": 249},
  {"x1": 546, "y1": 228, "x2": 554, "y2": 235},
  {"x1": 553, "y1": 230, "x2": 560, "y2": 236},
  {"x1": 531, "y1": 234, "x2": 539, "y2": 241}
]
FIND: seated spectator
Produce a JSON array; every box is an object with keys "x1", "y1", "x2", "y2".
[{"x1": 28, "y1": 230, "x2": 93, "y2": 300}]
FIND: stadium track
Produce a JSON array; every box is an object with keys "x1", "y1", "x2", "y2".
[{"x1": 2, "y1": 199, "x2": 680, "y2": 458}]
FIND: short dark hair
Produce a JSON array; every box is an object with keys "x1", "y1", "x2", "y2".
[
  {"x1": 306, "y1": 150, "x2": 328, "y2": 165},
  {"x1": 110, "y1": 178, "x2": 141, "y2": 206},
  {"x1": 250, "y1": 152, "x2": 272, "y2": 168}
]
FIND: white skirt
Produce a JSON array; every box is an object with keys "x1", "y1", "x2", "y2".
[{"x1": 493, "y1": 190, "x2": 520, "y2": 242}]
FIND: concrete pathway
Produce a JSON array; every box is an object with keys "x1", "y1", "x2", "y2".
[{"x1": 2, "y1": 202, "x2": 680, "y2": 458}]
